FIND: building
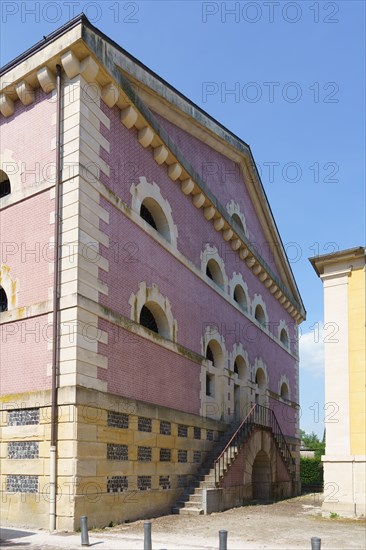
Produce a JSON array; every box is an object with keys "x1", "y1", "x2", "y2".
[
  {"x1": 0, "y1": 15, "x2": 306, "y2": 530},
  {"x1": 310, "y1": 247, "x2": 366, "y2": 517}
]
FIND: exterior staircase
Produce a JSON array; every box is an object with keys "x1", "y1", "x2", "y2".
[{"x1": 172, "y1": 404, "x2": 296, "y2": 515}]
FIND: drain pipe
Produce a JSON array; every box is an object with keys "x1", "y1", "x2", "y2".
[{"x1": 50, "y1": 63, "x2": 62, "y2": 532}]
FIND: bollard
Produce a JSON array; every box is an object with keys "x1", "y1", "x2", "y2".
[
  {"x1": 80, "y1": 516, "x2": 90, "y2": 547},
  {"x1": 144, "y1": 521, "x2": 152, "y2": 550},
  {"x1": 311, "y1": 537, "x2": 321, "y2": 550},
  {"x1": 219, "y1": 529, "x2": 228, "y2": 550}
]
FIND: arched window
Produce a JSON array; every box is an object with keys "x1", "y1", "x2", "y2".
[
  {"x1": 280, "y1": 382, "x2": 289, "y2": 400},
  {"x1": 139, "y1": 302, "x2": 170, "y2": 338},
  {"x1": 255, "y1": 305, "x2": 266, "y2": 327},
  {"x1": 0, "y1": 287, "x2": 8, "y2": 312},
  {"x1": 233, "y1": 284, "x2": 248, "y2": 311},
  {"x1": 139, "y1": 305, "x2": 159, "y2": 334},
  {"x1": 255, "y1": 368, "x2": 266, "y2": 390},
  {"x1": 231, "y1": 213, "x2": 245, "y2": 234},
  {"x1": 206, "y1": 259, "x2": 224, "y2": 289},
  {"x1": 0, "y1": 170, "x2": 11, "y2": 198},
  {"x1": 206, "y1": 344, "x2": 214, "y2": 365},
  {"x1": 280, "y1": 328, "x2": 289, "y2": 348},
  {"x1": 140, "y1": 198, "x2": 171, "y2": 242},
  {"x1": 233, "y1": 356, "x2": 247, "y2": 380},
  {"x1": 206, "y1": 340, "x2": 224, "y2": 368}
]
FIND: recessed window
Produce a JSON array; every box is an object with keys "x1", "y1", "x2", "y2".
[
  {"x1": 255, "y1": 305, "x2": 266, "y2": 326},
  {"x1": 0, "y1": 287, "x2": 8, "y2": 312},
  {"x1": 140, "y1": 198, "x2": 171, "y2": 242},
  {"x1": 280, "y1": 328, "x2": 289, "y2": 348},
  {"x1": 139, "y1": 305, "x2": 159, "y2": 334},
  {"x1": 0, "y1": 170, "x2": 11, "y2": 198},
  {"x1": 231, "y1": 213, "x2": 245, "y2": 234},
  {"x1": 206, "y1": 344, "x2": 215, "y2": 365},
  {"x1": 233, "y1": 284, "x2": 248, "y2": 311},
  {"x1": 205, "y1": 340, "x2": 223, "y2": 368},
  {"x1": 206, "y1": 259, "x2": 224, "y2": 289},
  {"x1": 140, "y1": 203, "x2": 157, "y2": 230},
  {"x1": 255, "y1": 368, "x2": 266, "y2": 390},
  {"x1": 233, "y1": 356, "x2": 247, "y2": 380},
  {"x1": 138, "y1": 302, "x2": 170, "y2": 339},
  {"x1": 280, "y1": 382, "x2": 289, "y2": 400}
]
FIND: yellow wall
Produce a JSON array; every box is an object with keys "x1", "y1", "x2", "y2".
[{"x1": 348, "y1": 266, "x2": 366, "y2": 455}]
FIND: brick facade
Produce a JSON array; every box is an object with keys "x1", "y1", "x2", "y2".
[{"x1": 0, "y1": 15, "x2": 305, "y2": 530}]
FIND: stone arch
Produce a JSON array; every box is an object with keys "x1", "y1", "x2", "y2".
[
  {"x1": 239, "y1": 429, "x2": 293, "y2": 503},
  {"x1": 253, "y1": 357, "x2": 268, "y2": 406},
  {"x1": 252, "y1": 450, "x2": 272, "y2": 500},
  {"x1": 202, "y1": 326, "x2": 226, "y2": 369},
  {"x1": 226, "y1": 199, "x2": 248, "y2": 238},
  {"x1": 129, "y1": 282, "x2": 177, "y2": 341},
  {"x1": 130, "y1": 176, "x2": 178, "y2": 246},
  {"x1": 278, "y1": 319, "x2": 290, "y2": 350},
  {"x1": 0, "y1": 265, "x2": 17, "y2": 311},
  {"x1": 252, "y1": 294, "x2": 269, "y2": 328},
  {"x1": 201, "y1": 244, "x2": 228, "y2": 292},
  {"x1": 231, "y1": 343, "x2": 249, "y2": 380},
  {"x1": 229, "y1": 272, "x2": 250, "y2": 313},
  {"x1": 279, "y1": 374, "x2": 291, "y2": 401}
]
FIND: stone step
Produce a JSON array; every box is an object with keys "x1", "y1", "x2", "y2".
[
  {"x1": 178, "y1": 507, "x2": 204, "y2": 516},
  {"x1": 188, "y1": 494, "x2": 202, "y2": 504}
]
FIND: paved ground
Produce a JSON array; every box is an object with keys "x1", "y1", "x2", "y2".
[{"x1": 1, "y1": 494, "x2": 365, "y2": 549}]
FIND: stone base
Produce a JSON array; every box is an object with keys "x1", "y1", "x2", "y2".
[{"x1": 322, "y1": 455, "x2": 366, "y2": 517}]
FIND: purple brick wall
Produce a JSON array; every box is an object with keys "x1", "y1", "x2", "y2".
[{"x1": 97, "y1": 102, "x2": 298, "y2": 435}]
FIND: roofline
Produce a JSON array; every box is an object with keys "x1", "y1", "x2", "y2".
[
  {"x1": 0, "y1": 13, "x2": 86, "y2": 76},
  {"x1": 309, "y1": 246, "x2": 365, "y2": 277}
]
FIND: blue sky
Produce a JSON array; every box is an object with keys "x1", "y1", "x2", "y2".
[{"x1": 1, "y1": 1, "x2": 365, "y2": 437}]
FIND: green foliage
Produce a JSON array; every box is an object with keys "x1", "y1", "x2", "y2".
[
  {"x1": 300, "y1": 457, "x2": 323, "y2": 486},
  {"x1": 108, "y1": 521, "x2": 116, "y2": 528},
  {"x1": 299, "y1": 429, "x2": 325, "y2": 459},
  {"x1": 330, "y1": 512, "x2": 339, "y2": 519}
]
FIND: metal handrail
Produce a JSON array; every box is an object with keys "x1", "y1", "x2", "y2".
[{"x1": 214, "y1": 404, "x2": 296, "y2": 485}]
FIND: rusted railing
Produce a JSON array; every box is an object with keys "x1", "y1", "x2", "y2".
[{"x1": 214, "y1": 404, "x2": 296, "y2": 485}]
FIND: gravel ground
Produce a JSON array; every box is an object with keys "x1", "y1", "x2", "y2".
[{"x1": 1, "y1": 494, "x2": 365, "y2": 549}]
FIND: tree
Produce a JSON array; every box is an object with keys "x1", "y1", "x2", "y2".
[{"x1": 299, "y1": 429, "x2": 325, "y2": 459}]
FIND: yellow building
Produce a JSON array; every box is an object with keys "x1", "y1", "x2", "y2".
[{"x1": 311, "y1": 247, "x2": 366, "y2": 517}]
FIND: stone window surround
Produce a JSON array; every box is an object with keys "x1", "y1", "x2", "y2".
[
  {"x1": 130, "y1": 176, "x2": 178, "y2": 247},
  {"x1": 226, "y1": 199, "x2": 249, "y2": 238},
  {"x1": 279, "y1": 373, "x2": 291, "y2": 402},
  {"x1": 278, "y1": 319, "x2": 291, "y2": 351},
  {"x1": 129, "y1": 281, "x2": 177, "y2": 342},
  {"x1": 200, "y1": 244, "x2": 228, "y2": 293},
  {"x1": 252, "y1": 294, "x2": 269, "y2": 327},
  {"x1": 230, "y1": 343, "x2": 250, "y2": 381},
  {"x1": 229, "y1": 272, "x2": 250, "y2": 313},
  {"x1": 0, "y1": 263, "x2": 18, "y2": 312},
  {"x1": 253, "y1": 357, "x2": 269, "y2": 393}
]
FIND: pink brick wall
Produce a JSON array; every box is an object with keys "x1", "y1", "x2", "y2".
[
  {"x1": 153, "y1": 111, "x2": 281, "y2": 276},
  {"x1": 98, "y1": 102, "x2": 299, "y2": 435},
  {"x1": 0, "y1": 87, "x2": 56, "y2": 189},
  {"x1": 0, "y1": 191, "x2": 54, "y2": 307},
  {"x1": 98, "y1": 320, "x2": 200, "y2": 414},
  {"x1": 0, "y1": 314, "x2": 51, "y2": 394},
  {"x1": 1, "y1": 89, "x2": 55, "y2": 394}
]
